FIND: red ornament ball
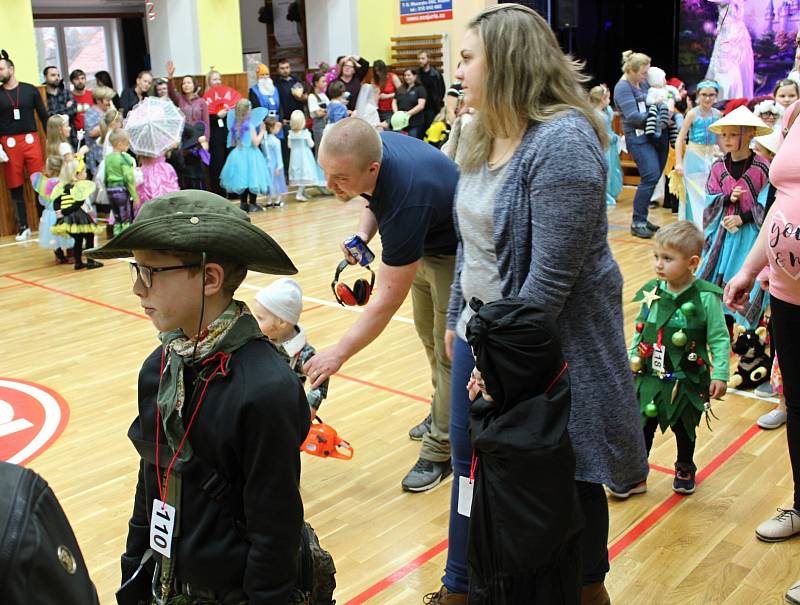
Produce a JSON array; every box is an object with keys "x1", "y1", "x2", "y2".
[
  {"x1": 636, "y1": 322, "x2": 645, "y2": 333},
  {"x1": 638, "y1": 342, "x2": 654, "y2": 359}
]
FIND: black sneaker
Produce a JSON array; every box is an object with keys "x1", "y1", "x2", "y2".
[
  {"x1": 85, "y1": 259, "x2": 104, "y2": 270},
  {"x1": 249, "y1": 203, "x2": 264, "y2": 212},
  {"x1": 646, "y1": 221, "x2": 661, "y2": 232},
  {"x1": 409, "y1": 413, "x2": 432, "y2": 441},
  {"x1": 631, "y1": 225, "x2": 654, "y2": 239},
  {"x1": 673, "y1": 463, "x2": 696, "y2": 495},
  {"x1": 401, "y1": 457, "x2": 452, "y2": 492},
  {"x1": 649, "y1": 200, "x2": 660, "y2": 209}
]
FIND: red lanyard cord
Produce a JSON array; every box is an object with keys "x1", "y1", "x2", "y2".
[
  {"x1": 3, "y1": 85, "x2": 20, "y2": 110},
  {"x1": 155, "y1": 349, "x2": 230, "y2": 504}
]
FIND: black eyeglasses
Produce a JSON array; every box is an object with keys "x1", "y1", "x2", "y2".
[{"x1": 129, "y1": 261, "x2": 200, "y2": 288}]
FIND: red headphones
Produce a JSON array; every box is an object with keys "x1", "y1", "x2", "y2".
[{"x1": 331, "y1": 260, "x2": 375, "y2": 306}]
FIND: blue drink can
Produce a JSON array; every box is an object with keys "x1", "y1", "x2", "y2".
[{"x1": 344, "y1": 235, "x2": 375, "y2": 267}]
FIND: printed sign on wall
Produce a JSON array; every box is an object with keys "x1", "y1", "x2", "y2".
[{"x1": 400, "y1": 0, "x2": 453, "y2": 24}]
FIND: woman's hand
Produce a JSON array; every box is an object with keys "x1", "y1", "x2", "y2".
[
  {"x1": 730, "y1": 186, "x2": 743, "y2": 203},
  {"x1": 218, "y1": 108, "x2": 228, "y2": 118},
  {"x1": 166, "y1": 60, "x2": 175, "y2": 78},
  {"x1": 724, "y1": 268, "x2": 757, "y2": 313},
  {"x1": 466, "y1": 369, "x2": 480, "y2": 402}
]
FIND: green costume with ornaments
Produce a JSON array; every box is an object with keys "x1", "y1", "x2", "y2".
[{"x1": 630, "y1": 278, "x2": 730, "y2": 441}]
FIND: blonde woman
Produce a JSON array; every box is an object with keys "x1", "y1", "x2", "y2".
[
  {"x1": 427, "y1": 5, "x2": 648, "y2": 604},
  {"x1": 613, "y1": 50, "x2": 667, "y2": 239}
]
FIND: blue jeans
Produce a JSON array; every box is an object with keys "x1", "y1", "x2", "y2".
[
  {"x1": 443, "y1": 336, "x2": 473, "y2": 593},
  {"x1": 627, "y1": 133, "x2": 669, "y2": 226}
]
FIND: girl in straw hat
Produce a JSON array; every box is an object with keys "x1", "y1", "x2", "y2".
[{"x1": 697, "y1": 106, "x2": 772, "y2": 330}]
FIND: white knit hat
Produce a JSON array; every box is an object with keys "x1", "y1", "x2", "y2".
[{"x1": 254, "y1": 278, "x2": 303, "y2": 325}]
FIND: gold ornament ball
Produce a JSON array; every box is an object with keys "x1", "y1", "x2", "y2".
[{"x1": 630, "y1": 355, "x2": 643, "y2": 372}]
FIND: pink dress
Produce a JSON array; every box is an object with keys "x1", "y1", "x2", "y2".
[
  {"x1": 136, "y1": 156, "x2": 179, "y2": 216},
  {"x1": 767, "y1": 99, "x2": 800, "y2": 306}
]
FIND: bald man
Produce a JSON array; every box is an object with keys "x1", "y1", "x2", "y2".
[{"x1": 306, "y1": 118, "x2": 459, "y2": 492}]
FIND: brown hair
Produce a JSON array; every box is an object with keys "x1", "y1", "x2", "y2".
[
  {"x1": 327, "y1": 80, "x2": 346, "y2": 100},
  {"x1": 167, "y1": 251, "x2": 248, "y2": 296},
  {"x1": 460, "y1": 4, "x2": 608, "y2": 171},
  {"x1": 653, "y1": 220, "x2": 704, "y2": 258},
  {"x1": 774, "y1": 78, "x2": 800, "y2": 98}
]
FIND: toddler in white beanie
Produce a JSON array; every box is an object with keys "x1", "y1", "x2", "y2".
[{"x1": 252, "y1": 278, "x2": 328, "y2": 417}]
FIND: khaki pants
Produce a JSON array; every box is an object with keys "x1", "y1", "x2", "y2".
[{"x1": 411, "y1": 254, "x2": 456, "y2": 463}]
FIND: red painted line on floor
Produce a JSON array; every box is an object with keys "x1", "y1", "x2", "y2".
[
  {"x1": 301, "y1": 304, "x2": 324, "y2": 314},
  {"x1": 344, "y1": 539, "x2": 449, "y2": 605},
  {"x1": 335, "y1": 373, "x2": 430, "y2": 403},
  {"x1": 608, "y1": 423, "x2": 761, "y2": 561},
  {"x1": 5, "y1": 275, "x2": 148, "y2": 320},
  {"x1": 649, "y1": 463, "x2": 674, "y2": 475}
]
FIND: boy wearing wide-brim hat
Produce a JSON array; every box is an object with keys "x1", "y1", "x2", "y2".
[
  {"x1": 88, "y1": 190, "x2": 310, "y2": 605},
  {"x1": 698, "y1": 105, "x2": 772, "y2": 329}
]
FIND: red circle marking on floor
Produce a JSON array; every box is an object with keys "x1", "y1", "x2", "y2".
[{"x1": 0, "y1": 378, "x2": 70, "y2": 465}]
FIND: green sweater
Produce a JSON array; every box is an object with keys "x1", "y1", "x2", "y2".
[
  {"x1": 104, "y1": 151, "x2": 139, "y2": 203},
  {"x1": 630, "y1": 278, "x2": 730, "y2": 440}
]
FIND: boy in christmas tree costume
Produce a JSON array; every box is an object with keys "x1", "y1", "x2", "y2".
[{"x1": 630, "y1": 220, "x2": 730, "y2": 495}]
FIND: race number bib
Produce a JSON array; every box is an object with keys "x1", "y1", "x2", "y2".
[
  {"x1": 652, "y1": 344, "x2": 666, "y2": 373},
  {"x1": 149, "y1": 499, "x2": 175, "y2": 558}
]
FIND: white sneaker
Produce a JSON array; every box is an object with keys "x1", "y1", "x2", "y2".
[
  {"x1": 757, "y1": 408, "x2": 787, "y2": 430},
  {"x1": 786, "y1": 579, "x2": 800, "y2": 604},
  {"x1": 755, "y1": 382, "x2": 777, "y2": 399},
  {"x1": 606, "y1": 481, "x2": 647, "y2": 499},
  {"x1": 756, "y1": 508, "x2": 800, "y2": 542},
  {"x1": 15, "y1": 227, "x2": 31, "y2": 241},
  {"x1": 295, "y1": 193, "x2": 309, "y2": 202}
]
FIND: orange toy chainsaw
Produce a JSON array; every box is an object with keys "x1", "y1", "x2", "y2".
[{"x1": 301, "y1": 417, "x2": 354, "y2": 460}]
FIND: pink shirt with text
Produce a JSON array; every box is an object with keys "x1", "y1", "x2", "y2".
[{"x1": 767, "y1": 99, "x2": 800, "y2": 305}]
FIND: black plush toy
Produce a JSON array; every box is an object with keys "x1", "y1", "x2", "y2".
[{"x1": 728, "y1": 326, "x2": 771, "y2": 390}]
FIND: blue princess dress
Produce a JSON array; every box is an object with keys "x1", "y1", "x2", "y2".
[
  {"x1": 288, "y1": 129, "x2": 323, "y2": 186},
  {"x1": 261, "y1": 133, "x2": 288, "y2": 195},
  {"x1": 31, "y1": 173, "x2": 74, "y2": 251},
  {"x1": 603, "y1": 106, "x2": 623, "y2": 205},
  {"x1": 220, "y1": 107, "x2": 271, "y2": 195}
]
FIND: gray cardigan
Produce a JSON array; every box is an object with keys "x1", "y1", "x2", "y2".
[{"x1": 447, "y1": 111, "x2": 649, "y2": 487}]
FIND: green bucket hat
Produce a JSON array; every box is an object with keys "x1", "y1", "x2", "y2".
[{"x1": 86, "y1": 190, "x2": 297, "y2": 274}]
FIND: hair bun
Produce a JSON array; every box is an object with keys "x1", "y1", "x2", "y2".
[{"x1": 621, "y1": 50, "x2": 633, "y2": 64}]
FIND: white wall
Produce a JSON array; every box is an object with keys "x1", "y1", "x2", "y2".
[
  {"x1": 240, "y1": 0, "x2": 269, "y2": 67},
  {"x1": 145, "y1": 0, "x2": 201, "y2": 77},
  {"x1": 306, "y1": 0, "x2": 359, "y2": 69}
]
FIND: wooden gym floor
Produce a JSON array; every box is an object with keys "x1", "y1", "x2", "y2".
[{"x1": 1, "y1": 188, "x2": 798, "y2": 605}]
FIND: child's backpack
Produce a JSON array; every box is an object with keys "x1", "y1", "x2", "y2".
[
  {"x1": 0, "y1": 462, "x2": 100, "y2": 605},
  {"x1": 289, "y1": 521, "x2": 337, "y2": 605}
]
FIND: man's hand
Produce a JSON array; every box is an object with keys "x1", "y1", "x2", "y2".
[
  {"x1": 304, "y1": 348, "x2": 347, "y2": 390},
  {"x1": 709, "y1": 380, "x2": 727, "y2": 400}
]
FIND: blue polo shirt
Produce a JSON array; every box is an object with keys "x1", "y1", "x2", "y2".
[{"x1": 363, "y1": 132, "x2": 458, "y2": 267}]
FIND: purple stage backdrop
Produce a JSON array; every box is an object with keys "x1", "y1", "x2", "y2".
[{"x1": 679, "y1": 0, "x2": 799, "y2": 97}]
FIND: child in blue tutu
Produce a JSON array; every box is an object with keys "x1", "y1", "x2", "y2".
[
  {"x1": 32, "y1": 156, "x2": 74, "y2": 264},
  {"x1": 220, "y1": 99, "x2": 271, "y2": 213},
  {"x1": 261, "y1": 117, "x2": 288, "y2": 207},
  {"x1": 288, "y1": 110, "x2": 322, "y2": 201}
]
